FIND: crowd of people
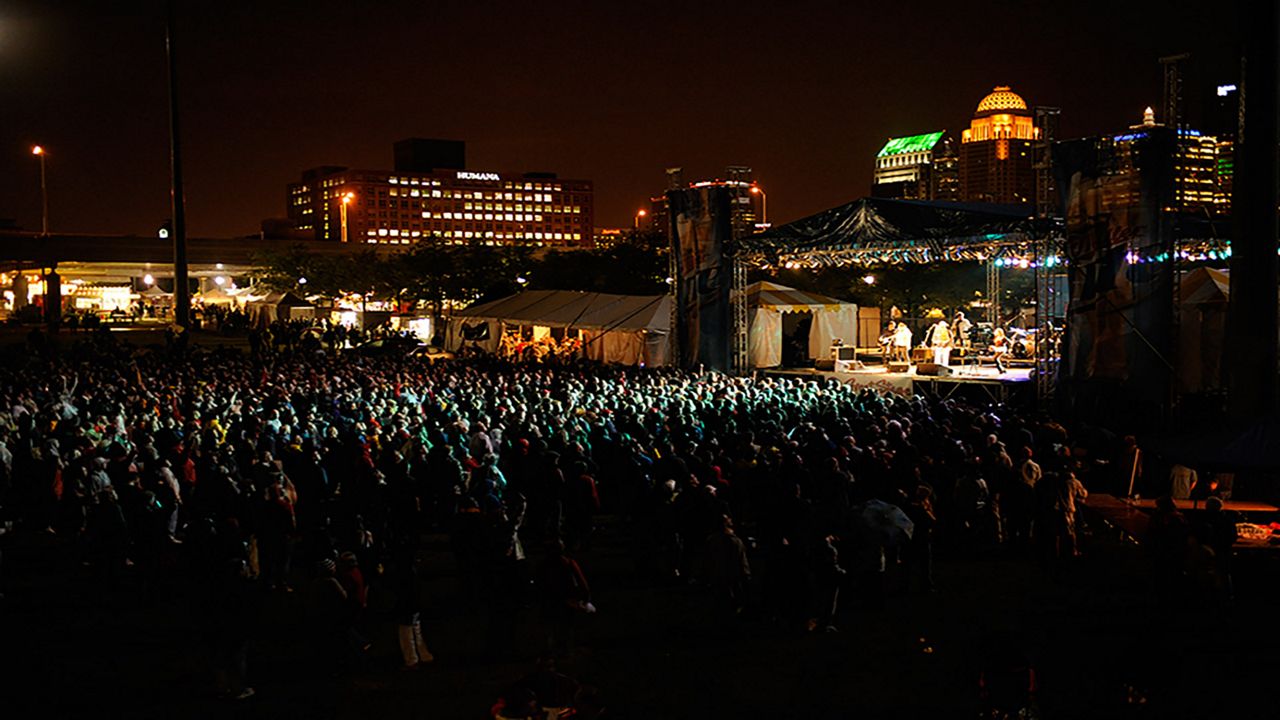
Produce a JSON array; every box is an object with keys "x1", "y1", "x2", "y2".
[{"x1": 0, "y1": 329, "x2": 1232, "y2": 715}]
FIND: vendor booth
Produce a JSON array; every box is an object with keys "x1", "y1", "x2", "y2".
[{"x1": 448, "y1": 290, "x2": 671, "y2": 366}]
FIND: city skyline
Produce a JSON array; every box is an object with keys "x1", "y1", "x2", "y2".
[{"x1": 1, "y1": 1, "x2": 1242, "y2": 238}]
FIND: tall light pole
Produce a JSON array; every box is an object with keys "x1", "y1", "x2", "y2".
[
  {"x1": 750, "y1": 184, "x2": 768, "y2": 227},
  {"x1": 341, "y1": 192, "x2": 355, "y2": 242},
  {"x1": 31, "y1": 145, "x2": 48, "y2": 236},
  {"x1": 634, "y1": 208, "x2": 647, "y2": 229},
  {"x1": 165, "y1": 0, "x2": 190, "y2": 329}
]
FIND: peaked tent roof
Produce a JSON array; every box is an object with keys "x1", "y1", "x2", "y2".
[
  {"x1": 748, "y1": 281, "x2": 853, "y2": 311},
  {"x1": 738, "y1": 197, "x2": 1046, "y2": 267},
  {"x1": 195, "y1": 286, "x2": 236, "y2": 303},
  {"x1": 456, "y1": 290, "x2": 670, "y2": 333},
  {"x1": 252, "y1": 291, "x2": 312, "y2": 307},
  {"x1": 1179, "y1": 267, "x2": 1229, "y2": 305}
]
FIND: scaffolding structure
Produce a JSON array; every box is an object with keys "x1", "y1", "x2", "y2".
[
  {"x1": 730, "y1": 253, "x2": 750, "y2": 374},
  {"x1": 985, "y1": 258, "x2": 1001, "y2": 327},
  {"x1": 1034, "y1": 106, "x2": 1063, "y2": 405}
]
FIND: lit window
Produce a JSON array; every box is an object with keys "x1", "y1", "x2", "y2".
[{"x1": 378, "y1": 229, "x2": 389, "y2": 236}]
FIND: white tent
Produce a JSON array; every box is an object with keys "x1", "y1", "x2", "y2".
[
  {"x1": 1178, "y1": 267, "x2": 1230, "y2": 394},
  {"x1": 245, "y1": 291, "x2": 315, "y2": 326},
  {"x1": 747, "y1": 281, "x2": 858, "y2": 368},
  {"x1": 195, "y1": 286, "x2": 236, "y2": 305},
  {"x1": 448, "y1": 290, "x2": 672, "y2": 365}
]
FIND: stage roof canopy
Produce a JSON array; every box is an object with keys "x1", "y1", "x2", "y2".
[{"x1": 738, "y1": 197, "x2": 1049, "y2": 267}]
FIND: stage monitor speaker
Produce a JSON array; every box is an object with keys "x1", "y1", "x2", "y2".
[
  {"x1": 835, "y1": 346, "x2": 857, "y2": 361},
  {"x1": 916, "y1": 362, "x2": 953, "y2": 377},
  {"x1": 814, "y1": 359, "x2": 836, "y2": 371},
  {"x1": 887, "y1": 361, "x2": 910, "y2": 373}
]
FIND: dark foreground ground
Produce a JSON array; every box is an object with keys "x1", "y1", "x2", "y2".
[{"x1": 4, "y1": 513, "x2": 1279, "y2": 720}]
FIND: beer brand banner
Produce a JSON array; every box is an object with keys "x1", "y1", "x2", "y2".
[{"x1": 669, "y1": 187, "x2": 733, "y2": 371}]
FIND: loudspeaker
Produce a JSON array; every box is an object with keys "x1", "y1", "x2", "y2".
[
  {"x1": 887, "y1": 361, "x2": 910, "y2": 373},
  {"x1": 835, "y1": 346, "x2": 857, "y2": 361},
  {"x1": 916, "y1": 362, "x2": 953, "y2": 377},
  {"x1": 814, "y1": 359, "x2": 836, "y2": 371}
]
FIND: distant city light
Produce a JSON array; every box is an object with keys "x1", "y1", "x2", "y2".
[
  {"x1": 298, "y1": 276, "x2": 308, "y2": 285},
  {"x1": 1217, "y1": 84, "x2": 1238, "y2": 97}
]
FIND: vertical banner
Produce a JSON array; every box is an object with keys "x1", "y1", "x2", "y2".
[
  {"x1": 669, "y1": 187, "x2": 732, "y2": 372},
  {"x1": 1057, "y1": 129, "x2": 1175, "y2": 419}
]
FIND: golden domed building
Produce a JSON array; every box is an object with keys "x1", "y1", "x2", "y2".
[{"x1": 958, "y1": 86, "x2": 1041, "y2": 204}]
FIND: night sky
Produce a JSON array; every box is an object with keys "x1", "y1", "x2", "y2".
[{"x1": 1, "y1": 1, "x2": 1241, "y2": 238}]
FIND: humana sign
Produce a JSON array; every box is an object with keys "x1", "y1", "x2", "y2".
[{"x1": 456, "y1": 171, "x2": 501, "y2": 181}]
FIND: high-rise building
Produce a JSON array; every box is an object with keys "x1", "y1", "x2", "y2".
[
  {"x1": 648, "y1": 166, "x2": 766, "y2": 241},
  {"x1": 1108, "y1": 108, "x2": 1220, "y2": 213},
  {"x1": 287, "y1": 139, "x2": 594, "y2": 248},
  {"x1": 958, "y1": 86, "x2": 1040, "y2": 204},
  {"x1": 871, "y1": 131, "x2": 959, "y2": 201},
  {"x1": 1209, "y1": 82, "x2": 1240, "y2": 215}
]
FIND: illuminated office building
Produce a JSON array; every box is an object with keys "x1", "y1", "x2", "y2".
[
  {"x1": 1107, "y1": 108, "x2": 1220, "y2": 212},
  {"x1": 1209, "y1": 82, "x2": 1239, "y2": 214},
  {"x1": 958, "y1": 86, "x2": 1040, "y2": 204},
  {"x1": 647, "y1": 166, "x2": 766, "y2": 241},
  {"x1": 287, "y1": 139, "x2": 594, "y2": 248},
  {"x1": 871, "y1": 131, "x2": 959, "y2": 201}
]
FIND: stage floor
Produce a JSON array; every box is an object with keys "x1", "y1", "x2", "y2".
[{"x1": 765, "y1": 364, "x2": 1032, "y2": 399}]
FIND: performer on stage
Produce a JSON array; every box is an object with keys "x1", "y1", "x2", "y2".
[
  {"x1": 990, "y1": 327, "x2": 1009, "y2": 374},
  {"x1": 892, "y1": 320, "x2": 913, "y2": 363},
  {"x1": 880, "y1": 321, "x2": 897, "y2": 363},
  {"x1": 929, "y1": 320, "x2": 952, "y2": 366},
  {"x1": 952, "y1": 310, "x2": 973, "y2": 350}
]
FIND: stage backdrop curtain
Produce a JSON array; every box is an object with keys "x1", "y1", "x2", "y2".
[
  {"x1": 749, "y1": 308, "x2": 783, "y2": 368},
  {"x1": 808, "y1": 305, "x2": 858, "y2": 360}
]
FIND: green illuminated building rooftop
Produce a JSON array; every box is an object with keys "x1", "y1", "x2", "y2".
[{"x1": 877, "y1": 131, "x2": 945, "y2": 157}]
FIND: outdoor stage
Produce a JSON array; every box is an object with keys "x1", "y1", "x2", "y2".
[{"x1": 765, "y1": 363, "x2": 1033, "y2": 403}]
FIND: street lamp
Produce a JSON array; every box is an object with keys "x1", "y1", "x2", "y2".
[
  {"x1": 31, "y1": 145, "x2": 48, "y2": 236},
  {"x1": 749, "y1": 184, "x2": 768, "y2": 226},
  {"x1": 634, "y1": 208, "x2": 648, "y2": 229},
  {"x1": 340, "y1": 192, "x2": 355, "y2": 243}
]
